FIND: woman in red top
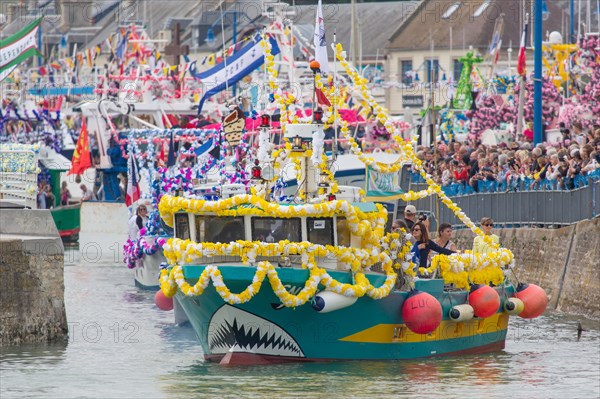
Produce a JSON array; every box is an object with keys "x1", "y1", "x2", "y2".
[
  {"x1": 452, "y1": 160, "x2": 469, "y2": 183},
  {"x1": 523, "y1": 121, "x2": 534, "y2": 142}
]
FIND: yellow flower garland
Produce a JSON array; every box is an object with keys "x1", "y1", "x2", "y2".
[
  {"x1": 159, "y1": 237, "x2": 398, "y2": 306},
  {"x1": 159, "y1": 194, "x2": 388, "y2": 248},
  {"x1": 334, "y1": 43, "x2": 497, "y2": 246}
]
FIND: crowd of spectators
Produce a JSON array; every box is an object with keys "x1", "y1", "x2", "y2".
[{"x1": 412, "y1": 124, "x2": 600, "y2": 196}]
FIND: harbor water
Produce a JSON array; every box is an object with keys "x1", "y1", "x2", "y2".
[{"x1": 1, "y1": 249, "x2": 599, "y2": 399}]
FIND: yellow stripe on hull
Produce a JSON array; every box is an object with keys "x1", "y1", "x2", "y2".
[{"x1": 340, "y1": 313, "x2": 509, "y2": 343}]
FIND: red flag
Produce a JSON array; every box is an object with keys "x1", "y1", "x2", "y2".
[
  {"x1": 158, "y1": 141, "x2": 165, "y2": 164},
  {"x1": 68, "y1": 118, "x2": 92, "y2": 175},
  {"x1": 315, "y1": 87, "x2": 331, "y2": 107},
  {"x1": 517, "y1": 17, "x2": 528, "y2": 77}
]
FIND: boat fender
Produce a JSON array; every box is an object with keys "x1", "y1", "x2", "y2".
[
  {"x1": 504, "y1": 297, "x2": 525, "y2": 315},
  {"x1": 449, "y1": 304, "x2": 475, "y2": 322},
  {"x1": 468, "y1": 284, "x2": 500, "y2": 318},
  {"x1": 401, "y1": 290, "x2": 442, "y2": 334},
  {"x1": 155, "y1": 289, "x2": 174, "y2": 311},
  {"x1": 312, "y1": 291, "x2": 358, "y2": 313},
  {"x1": 515, "y1": 283, "x2": 548, "y2": 319}
]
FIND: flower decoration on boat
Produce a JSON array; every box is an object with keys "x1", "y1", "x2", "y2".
[
  {"x1": 159, "y1": 237, "x2": 398, "y2": 306},
  {"x1": 334, "y1": 43, "x2": 496, "y2": 246},
  {"x1": 123, "y1": 235, "x2": 166, "y2": 269},
  {"x1": 0, "y1": 143, "x2": 41, "y2": 173}
]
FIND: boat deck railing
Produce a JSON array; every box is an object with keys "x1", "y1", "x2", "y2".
[{"x1": 0, "y1": 149, "x2": 39, "y2": 209}]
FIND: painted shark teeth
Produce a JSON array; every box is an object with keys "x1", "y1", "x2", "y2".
[{"x1": 208, "y1": 305, "x2": 304, "y2": 357}]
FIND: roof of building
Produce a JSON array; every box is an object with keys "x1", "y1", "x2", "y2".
[
  {"x1": 387, "y1": 0, "x2": 566, "y2": 52},
  {"x1": 187, "y1": 1, "x2": 419, "y2": 60}
]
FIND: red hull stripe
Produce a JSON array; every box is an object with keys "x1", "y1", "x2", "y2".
[
  {"x1": 205, "y1": 340, "x2": 506, "y2": 366},
  {"x1": 59, "y1": 228, "x2": 80, "y2": 237}
]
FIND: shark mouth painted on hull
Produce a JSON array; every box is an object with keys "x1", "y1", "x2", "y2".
[{"x1": 208, "y1": 304, "x2": 304, "y2": 357}]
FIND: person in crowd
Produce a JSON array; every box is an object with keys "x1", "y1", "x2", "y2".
[
  {"x1": 64, "y1": 115, "x2": 74, "y2": 130},
  {"x1": 391, "y1": 219, "x2": 408, "y2": 233},
  {"x1": 565, "y1": 149, "x2": 583, "y2": 189},
  {"x1": 451, "y1": 159, "x2": 469, "y2": 184},
  {"x1": 403, "y1": 205, "x2": 417, "y2": 230},
  {"x1": 80, "y1": 184, "x2": 95, "y2": 202},
  {"x1": 417, "y1": 213, "x2": 430, "y2": 232},
  {"x1": 128, "y1": 205, "x2": 148, "y2": 239},
  {"x1": 410, "y1": 221, "x2": 457, "y2": 269},
  {"x1": 37, "y1": 182, "x2": 47, "y2": 209},
  {"x1": 60, "y1": 181, "x2": 71, "y2": 206},
  {"x1": 434, "y1": 223, "x2": 458, "y2": 252},
  {"x1": 473, "y1": 217, "x2": 499, "y2": 255},
  {"x1": 43, "y1": 184, "x2": 55, "y2": 209},
  {"x1": 523, "y1": 121, "x2": 534, "y2": 142}
]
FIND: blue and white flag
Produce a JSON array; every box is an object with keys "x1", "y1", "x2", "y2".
[
  {"x1": 190, "y1": 33, "x2": 280, "y2": 114},
  {"x1": 314, "y1": 0, "x2": 330, "y2": 73},
  {"x1": 194, "y1": 138, "x2": 214, "y2": 157}
]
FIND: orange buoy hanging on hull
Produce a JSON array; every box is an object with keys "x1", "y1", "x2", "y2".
[
  {"x1": 401, "y1": 290, "x2": 442, "y2": 334},
  {"x1": 155, "y1": 290, "x2": 174, "y2": 311},
  {"x1": 516, "y1": 283, "x2": 549, "y2": 318},
  {"x1": 468, "y1": 284, "x2": 501, "y2": 318}
]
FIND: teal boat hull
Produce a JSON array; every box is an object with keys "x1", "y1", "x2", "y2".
[{"x1": 175, "y1": 265, "x2": 515, "y2": 364}]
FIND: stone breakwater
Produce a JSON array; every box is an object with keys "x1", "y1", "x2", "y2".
[
  {"x1": 453, "y1": 217, "x2": 600, "y2": 319},
  {"x1": 0, "y1": 207, "x2": 68, "y2": 346}
]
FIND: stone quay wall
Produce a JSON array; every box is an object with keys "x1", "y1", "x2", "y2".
[
  {"x1": 0, "y1": 208, "x2": 68, "y2": 346},
  {"x1": 452, "y1": 217, "x2": 600, "y2": 319}
]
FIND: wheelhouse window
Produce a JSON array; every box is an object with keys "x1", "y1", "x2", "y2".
[
  {"x1": 174, "y1": 213, "x2": 190, "y2": 240},
  {"x1": 196, "y1": 216, "x2": 245, "y2": 243},
  {"x1": 251, "y1": 217, "x2": 301, "y2": 243},
  {"x1": 336, "y1": 217, "x2": 351, "y2": 247},
  {"x1": 307, "y1": 218, "x2": 334, "y2": 246}
]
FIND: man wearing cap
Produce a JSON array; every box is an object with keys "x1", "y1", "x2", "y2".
[{"x1": 403, "y1": 205, "x2": 417, "y2": 230}]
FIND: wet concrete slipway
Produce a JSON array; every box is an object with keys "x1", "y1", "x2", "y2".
[{"x1": 1, "y1": 248, "x2": 599, "y2": 399}]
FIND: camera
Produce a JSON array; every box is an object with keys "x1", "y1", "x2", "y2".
[{"x1": 418, "y1": 213, "x2": 428, "y2": 222}]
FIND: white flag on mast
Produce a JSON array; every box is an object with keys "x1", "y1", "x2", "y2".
[{"x1": 314, "y1": 0, "x2": 330, "y2": 73}]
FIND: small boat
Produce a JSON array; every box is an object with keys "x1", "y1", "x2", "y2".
[
  {"x1": 156, "y1": 119, "x2": 548, "y2": 365},
  {"x1": 125, "y1": 235, "x2": 168, "y2": 290}
]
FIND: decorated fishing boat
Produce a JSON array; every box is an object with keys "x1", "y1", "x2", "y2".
[{"x1": 155, "y1": 44, "x2": 549, "y2": 364}]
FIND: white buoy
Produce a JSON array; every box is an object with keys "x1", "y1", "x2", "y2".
[
  {"x1": 312, "y1": 291, "x2": 358, "y2": 313},
  {"x1": 504, "y1": 297, "x2": 525, "y2": 315},
  {"x1": 449, "y1": 304, "x2": 475, "y2": 322}
]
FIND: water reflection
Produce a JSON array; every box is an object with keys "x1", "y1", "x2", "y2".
[{"x1": 0, "y1": 342, "x2": 67, "y2": 370}]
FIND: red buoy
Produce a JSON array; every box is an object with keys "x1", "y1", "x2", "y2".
[
  {"x1": 516, "y1": 283, "x2": 548, "y2": 319},
  {"x1": 154, "y1": 289, "x2": 174, "y2": 311},
  {"x1": 468, "y1": 284, "x2": 501, "y2": 318},
  {"x1": 402, "y1": 290, "x2": 442, "y2": 334}
]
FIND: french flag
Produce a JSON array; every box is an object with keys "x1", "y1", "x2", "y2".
[
  {"x1": 517, "y1": 14, "x2": 529, "y2": 77},
  {"x1": 126, "y1": 152, "x2": 141, "y2": 207},
  {"x1": 314, "y1": 0, "x2": 330, "y2": 73}
]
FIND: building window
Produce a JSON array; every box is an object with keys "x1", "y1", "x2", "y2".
[
  {"x1": 426, "y1": 59, "x2": 439, "y2": 83},
  {"x1": 453, "y1": 59, "x2": 463, "y2": 83},
  {"x1": 400, "y1": 60, "x2": 413, "y2": 84}
]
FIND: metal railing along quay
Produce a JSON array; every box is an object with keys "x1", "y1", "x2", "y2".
[{"x1": 408, "y1": 180, "x2": 599, "y2": 228}]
